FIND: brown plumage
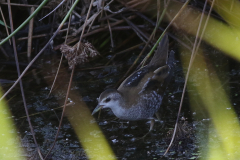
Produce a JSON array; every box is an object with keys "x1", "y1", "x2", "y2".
[{"x1": 92, "y1": 34, "x2": 174, "y2": 134}]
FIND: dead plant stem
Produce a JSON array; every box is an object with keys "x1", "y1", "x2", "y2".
[
  {"x1": 163, "y1": 0, "x2": 210, "y2": 156},
  {"x1": 7, "y1": 0, "x2": 43, "y2": 159}
]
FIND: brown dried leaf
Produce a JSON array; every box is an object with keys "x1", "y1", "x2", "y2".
[{"x1": 60, "y1": 42, "x2": 99, "y2": 69}]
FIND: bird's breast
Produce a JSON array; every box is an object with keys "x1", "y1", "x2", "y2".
[{"x1": 111, "y1": 91, "x2": 163, "y2": 121}]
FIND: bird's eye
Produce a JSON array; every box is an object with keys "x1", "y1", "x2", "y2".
[{"x1": 105, "y1": 97, "x2": 111, "y2": 102}]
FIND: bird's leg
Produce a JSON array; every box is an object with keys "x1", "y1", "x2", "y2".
[
  {"x1": 155, "y1": 112, "x2": 165, "y2": 129},
  {"x1": 149, "y1": 119, "x2": 155, "y2": 131},
  {"x1": 155, "y1": 112, "x2": 161, "y2": 121},
  {"x1": 138, "y1": 119, "x2": 155, "y2": 139}
]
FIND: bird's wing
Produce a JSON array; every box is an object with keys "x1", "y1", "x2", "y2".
[
  {"x1": 118, "y1": 34, "x2": 170, "y2": 91},
  {"x1": 119, "y1": 66, "x2": 149, "y2": 88},
  {"x1": 118, "y1": 66, "x2": 154, "y2": 96},
  {"x1": 118, "y1": 34, "x2": 173, "y2": 98},
  {"x1": 140, "y1": 50, "x2": 175, "y2": 94},
  {"x1": 139, "y1": 65, "x2": 170, "y2": 94}
]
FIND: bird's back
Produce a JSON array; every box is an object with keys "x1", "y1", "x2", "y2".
[{"x1": 118, "y1": 35, "x2": 171, "y2": 97}]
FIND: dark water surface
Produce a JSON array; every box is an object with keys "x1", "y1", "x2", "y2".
[{"x1": 1, "y1": 42, "x2": 240, "y2": 160}]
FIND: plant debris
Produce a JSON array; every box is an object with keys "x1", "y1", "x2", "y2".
[{"x1": 60, "y1": 41, "x2": 99, "y2": 69}]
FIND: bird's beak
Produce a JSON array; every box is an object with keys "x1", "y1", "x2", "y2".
[{"x1": 92, "y1": 104, "x2": 104, "y2": 115}]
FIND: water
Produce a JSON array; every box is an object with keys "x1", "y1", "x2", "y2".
[{"x1": 1, "y1": 41, "x2": 240, "y2": 160}]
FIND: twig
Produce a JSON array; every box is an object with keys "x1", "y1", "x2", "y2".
[
  {"x1": 121, "y1": 15, "x2": 151, "y2": 44},
  {"x1": 7, "y1": 0, "x2": 43, "y2": 159},
  {"x1": 67, "y1": 6, "x2": 81, "y2": 19},
  {"x1": 44, "y1": 66, "x2": 75, "y2": 159},
  {"x1": 0, "y1": 6, "x2": 11, "y2": 45},
  {"x1": 17, "y1": 34, "x2": 50, "y2": 41},
  {"x1": 195, "y1": 0, "x2": 216, "y2": 57},
  {"x1": 0, "y1": 0, "x2": 49, "y2": 46},
  {"x1": 139, "y1": 0, "x2": 169, "y2": 67},
  {"x1": 142, "y1": 0, "x2": 189, "y2": 68},
  {"x1": 39, "y1": 0, "x2": 67, "y2": 21},
  {"x1": 0, "y1": 2, "x2": 50, "y2": 8},
  {"x1": 0, "y1": 0, "x2": 79, "y2": 101},
  {"x1": 73, "y1": 0, "x2": 115, "y2": 36},
  {"x1": 27, "y1": 7, "x2": 34, "y2": 59},
  {"x1": 163, "y1": 0, "x2": 208, "y2": 156},
  {"x1": 48, "y1": 0, "x2": 74, "y2": 97},
  {"x1": 105, "y1": 43, "x2": 144, "y2": 65},
  {"x1": 45, "y1": 0, "x2": 84, "y2": 158},
  {"x1": 77, "y1": 0, "x2": 95, "y2": 50},
  {"x1": 135, "y1": 12, "x2": 191, "y2": 50},
  {"x1": 117, "y1": 0, "x2": 170, "y2": 85},
  {"x1": 115, "y1": 1, "x2": 169, "y2": 86},
  {"x1": 105, "y1": 11, "x2": 114, "y2": 49}
]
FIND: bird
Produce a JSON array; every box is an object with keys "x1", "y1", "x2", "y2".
[{"x1": 92, "y1": 34, "x2": 174, "y2": 137}]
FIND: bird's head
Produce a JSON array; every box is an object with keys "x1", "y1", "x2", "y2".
[{"x1": 92, "y1": 89, "x2": 123, "y2": 115}]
